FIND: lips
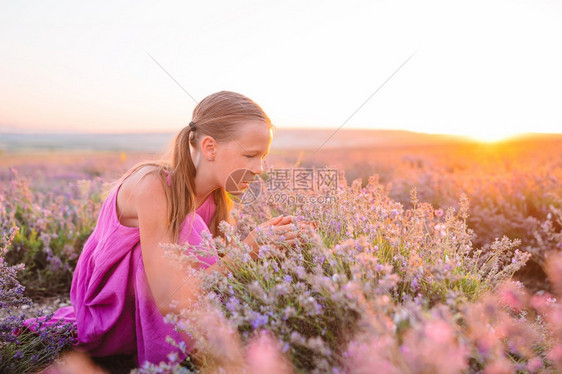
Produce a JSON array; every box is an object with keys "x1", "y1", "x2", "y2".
[
  {"x1": 225, "y1": 169, "x2": 258, "y2": 196},
  {"x1": 240, "y1": 178, "x2": 255, "y2": 185}
]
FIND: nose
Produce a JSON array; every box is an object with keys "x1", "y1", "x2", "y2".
[{"x1": 250, "y1": 159, "x2": 264, "y2": 176}]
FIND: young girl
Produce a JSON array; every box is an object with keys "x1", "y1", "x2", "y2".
[{"x1": 31, "y1": 91, "x2": 300, "y2": 366}]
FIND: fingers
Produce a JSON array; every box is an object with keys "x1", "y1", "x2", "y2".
[
  {"x1": 271, "y1": 223, "x2": 296, "y2": 235},
  {"x1": 272, "y1": 223, "x2": 291, "y2": 231},
  {"x1": 275, "y1": 215, "x2": 296, "y2": 225},
  {"x1": 263, "y1": 215, "x2": 301, "y2": 228},
  {"x1": 250, "y1": 215, "x2": 321, "y2": 258},
  {"x1": 278, "y1": 229, "x2": 299, "y2": 240},
  {"x1": 257, "y1": 216, "x2": 315, "y2": 246},
  {"x1": 261, "y1": 215, "x2": 284, "y2": 228},
  {"x1": 275, "y1": 216, "x2": 317, "y2": 231},
  {"x1": 270, "y1": 215, "x2": 284, "y2": 225},
  {"x1": 271, "y1": 224, "x2": 302, "y2": 246}
]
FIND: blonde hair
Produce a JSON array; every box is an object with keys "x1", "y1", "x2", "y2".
[{"x1": 123, "y1": 90, "x2": 273, "y2": 241}]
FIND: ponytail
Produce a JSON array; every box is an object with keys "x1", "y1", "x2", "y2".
[{"x1": 167, "y1": 125, "x2": 198, "y2": 241}]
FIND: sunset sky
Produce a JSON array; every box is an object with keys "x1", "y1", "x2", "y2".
[{"x1": 1, "y1": 0, "x2": 561, "y2": 141}]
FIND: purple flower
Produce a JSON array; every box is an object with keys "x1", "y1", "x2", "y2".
[
  {"x1": 178, "y1": 341, "x2": 187, "y2": 352},
  {"x1": 249, "y1": 312, "x2": 269, "y2": 329},
  {"x1": 13, "y1": 350, "x2": 24, "y2": 359}
]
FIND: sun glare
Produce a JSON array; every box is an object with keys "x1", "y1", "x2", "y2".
[{"x1": 465, "y1": 130, "x2": 522, "y2": 143}]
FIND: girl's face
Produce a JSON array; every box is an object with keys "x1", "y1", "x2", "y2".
[{"x1": 214, "y1": 120, "x2": 272, "y2": 191}]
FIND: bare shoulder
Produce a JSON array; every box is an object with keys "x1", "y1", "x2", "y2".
[{"x1": 116, "y1": 166, "x2": 167, "y2": 227}]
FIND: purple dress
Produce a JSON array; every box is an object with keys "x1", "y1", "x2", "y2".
[{"x1": 26, "y1": 176, "x2": 217, "y2": 365}]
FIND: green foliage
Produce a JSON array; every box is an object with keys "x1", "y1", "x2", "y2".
[{"x1": 1, "y1": 170, "x2": 105, "y2": 296}]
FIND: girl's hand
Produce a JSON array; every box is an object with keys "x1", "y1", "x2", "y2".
[
  {"x1": 243, "y1": 215, "x2": 302, "y2": 258},
  {"x1": 277, "y1": 215, "x2": 317, "y2": 231},
  {"x1": 242, "y1": 215, "x2": 283, "y2": 256},
  {"x1": 268, "y1": 216, "x2": 301, "y2": 247}
]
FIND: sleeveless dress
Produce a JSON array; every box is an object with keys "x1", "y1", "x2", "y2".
[{"x1": 25, "y1": 172, "x2": 218, "y2": 365}]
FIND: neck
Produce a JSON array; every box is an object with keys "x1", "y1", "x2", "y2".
[
  {"x1": 194, "y1": 185, "x2": 214, "y2": 208},
  {"x1": 193, "y1": 169, "x2": 218, "y2": 208},
  {"x1": 191, "y1": 148, "x2": 218, "y2": 207}
]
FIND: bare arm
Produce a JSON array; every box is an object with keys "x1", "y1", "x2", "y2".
[{"x1": 134, "y1": 172, "x2": 202, "y2": 316}]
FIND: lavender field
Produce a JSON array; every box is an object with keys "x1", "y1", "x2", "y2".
[{"x1": 1, "y1": 131, "x2": 562, "y2": 373}]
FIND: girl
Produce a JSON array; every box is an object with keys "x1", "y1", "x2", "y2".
[{"x1": 31, "y1": 91, "x2": 300, "y2": 366}]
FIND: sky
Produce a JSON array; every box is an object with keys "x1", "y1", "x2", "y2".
[{"x1": 1, "y1": 0, "x2": 561, "y2": 141}]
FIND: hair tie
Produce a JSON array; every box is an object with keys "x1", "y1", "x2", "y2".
[{"x1": 189, "y1": 121, "x2": 197, "y2": 129}]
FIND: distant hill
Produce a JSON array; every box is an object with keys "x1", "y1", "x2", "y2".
[
  {"x1": 1, "y1": 129, "x2": 560, "y2": 153},
  {"x1": 270, "y1": 129, "x2": 472, "y2": 149},
  {"x1": 0, "y1": 132, "x2": 175, "y2": 153}
]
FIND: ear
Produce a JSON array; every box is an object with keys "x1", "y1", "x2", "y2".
[{"x1": 200, "y1": 135, "x2": 217, "y2": 161}]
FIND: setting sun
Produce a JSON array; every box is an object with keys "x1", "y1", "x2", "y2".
[{"x1": 465, "y1": 130, "x2": 523, "y2": 143}]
